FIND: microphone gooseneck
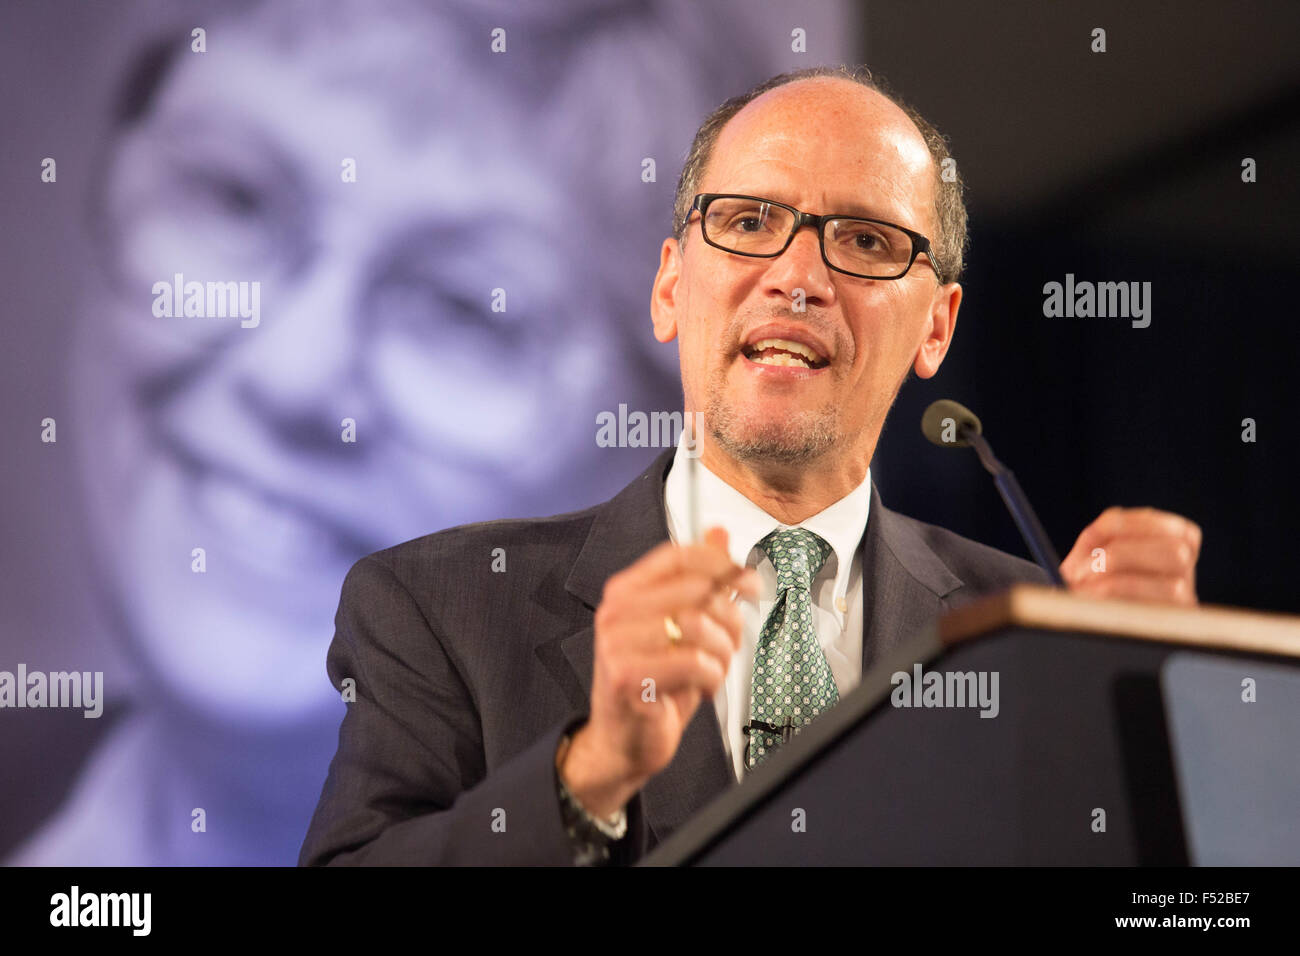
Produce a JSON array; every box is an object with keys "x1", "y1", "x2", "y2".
[{"x1": 921, "y1": 399, "x2": 1066, "y2": 588}]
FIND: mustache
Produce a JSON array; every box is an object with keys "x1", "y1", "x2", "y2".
[{"x1": 727, "y1": 309, "x2": 839, "y2": 352}]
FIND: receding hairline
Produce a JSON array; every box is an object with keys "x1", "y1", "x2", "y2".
[
  {"x1": 673, "y1": 65, "x2": 967, "y2": 282},
  {"x1": 700, "y1": 76, "x2": 938, "y2": 207},
  {"x1": 728, "y1": 75, "x2": 920, "y2": 131}
]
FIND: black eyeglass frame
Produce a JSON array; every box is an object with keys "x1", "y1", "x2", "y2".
[{"x1": 681, "y1": 192, "x2": 942, "y2": 282}]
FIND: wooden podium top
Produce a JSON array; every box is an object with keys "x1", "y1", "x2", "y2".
[{"x1": 939, "y1": 584, "x2": 1300, "y2": 660}]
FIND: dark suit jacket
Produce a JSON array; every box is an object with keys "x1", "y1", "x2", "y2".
[{"x1": 299, "y1": 447, "x2": 1051, "y2": 865}]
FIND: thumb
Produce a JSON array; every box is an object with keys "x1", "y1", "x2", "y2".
[{"x1": 703, "y1": 525, "x2": 729, "y2": 553}]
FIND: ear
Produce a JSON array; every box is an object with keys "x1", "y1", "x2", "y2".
[
  {"x1": 650, "y1": 237, "x2": 684, "y2": 343},
  {"x1": 913, "y1": 281, "x2": 962, "y2": 378}
]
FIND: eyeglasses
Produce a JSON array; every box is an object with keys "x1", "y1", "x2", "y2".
[{"x1": 681, "y1": 193, "x2": 940, "y2": 281}]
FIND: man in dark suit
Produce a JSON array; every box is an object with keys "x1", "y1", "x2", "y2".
[{"x1": 299, "y1": 66, "x2": 1201, "y2": 866}]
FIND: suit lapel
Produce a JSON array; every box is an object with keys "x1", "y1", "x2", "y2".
[
  {"x1": 858, "y1": 482, "x2": 965, "y2": 673},
  {"x1": 555, "y1": 450, "x2": 968, "y2": 844}
]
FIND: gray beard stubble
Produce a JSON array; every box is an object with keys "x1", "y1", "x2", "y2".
[{"x1": 704, "y1": 388, "x2": 841, "y2": 466}]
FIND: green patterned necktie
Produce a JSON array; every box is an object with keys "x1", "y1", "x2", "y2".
[{"x1": 745, "y1": 527, "x2": 838, "y2": 772}]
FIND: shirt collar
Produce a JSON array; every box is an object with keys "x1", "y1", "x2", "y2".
[{"x1": 663, "y1": 430, "x2": 871, "y2": 615}]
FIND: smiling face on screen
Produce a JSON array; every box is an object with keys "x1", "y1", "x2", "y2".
[{"x1": 76, "y1": 12, "x2": 614, "y2": 723}]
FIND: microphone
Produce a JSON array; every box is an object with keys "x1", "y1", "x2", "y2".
[{"x1": 921, "y1": 399, "x2": 1066, "y2": 587}]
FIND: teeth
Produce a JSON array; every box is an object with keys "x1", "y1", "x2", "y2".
[
  {"x1": 747, "y1": 337, "x2": 824, "y2": 364},
  {"x1": 751, "y1": 352, "x2": 810, "y2": 368},
  {"x1": 195, "y1": 468, "x2": 338, "y2": 569}
]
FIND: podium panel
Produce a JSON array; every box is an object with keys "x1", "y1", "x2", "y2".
[
  {"x1": 642, "y1": 587, "x2": 1300, "y2": 866},
  {"x1": 1163, "y1": 654, "x2": 1300, "y2": 865}
]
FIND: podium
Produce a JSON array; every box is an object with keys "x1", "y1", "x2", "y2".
[{"x1": 640, "y1": 585, "x2": 1300, "y2": 865}]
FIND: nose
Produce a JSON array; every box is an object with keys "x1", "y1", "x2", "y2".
[
  {"x1": 215, "y1": 252, "x2": 372, "y2": 451},
  {"x1": 764, "y1": 222, "x2": 836, "y2": 309}
]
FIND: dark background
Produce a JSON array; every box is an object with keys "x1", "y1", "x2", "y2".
[{"x1": 862, "y1": 1, "x2": 1299, "y2": 614}]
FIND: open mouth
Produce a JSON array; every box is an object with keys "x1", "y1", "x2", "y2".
[{"x1": 741, "y1": 337, "x2": 829, "y2": 370}]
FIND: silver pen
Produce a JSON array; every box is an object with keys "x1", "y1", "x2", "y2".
[{"x1": 686, "y1": 411, "x2": 700, "y2": 544}]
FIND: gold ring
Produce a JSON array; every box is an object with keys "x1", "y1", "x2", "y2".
[{"x1": 664, "y1": 616, "x2": 683, "y2": 644}]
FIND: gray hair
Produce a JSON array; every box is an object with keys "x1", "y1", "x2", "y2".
[{"x1": 672, "y1": 65, "x2": 968, "y2": 284}]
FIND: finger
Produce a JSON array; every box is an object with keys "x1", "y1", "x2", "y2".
[
  {"x1": 1072, "y1": 506, "x2": 1202, "y2": 555},
  {"x1": 1070, "y1": 571, "x2": 1196, "y2": 605},
  {"x1": 699, "y1": 585, "x2": 744, "y2": 651},
  {"x1": 620, "y1": 565, "x2": 758, "y2": 624},
  {"x1": 1062, "y1": 535, "x2": 1198, "y2": 583},
  {"x1": 703, "y1": 526, "x2": 729, "y2": 554},
  {"x1": 617, "y1": 647, "x2": 726, "y2": 702},
  {"x1": 628, "y1": 535, "x2": 748, "y2": 590},
  {"x1": 627, "y1": 572, "x2": 733, "y2": 619},
  {"x1": 598, "y1": 588, "x2": 737, "y2": 663},
  {"x1": 732, "y1": 567, "x2": 761, "y2": 603},
  {"x1": 673, "y1": 606, "x2": 736, "y2": 672}
]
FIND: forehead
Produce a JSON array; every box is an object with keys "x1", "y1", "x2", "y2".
[
  {"x1": 703, "y1": 78, "x2": 936, "y2": 227},
  {"x1": 155, "y1": 15, "x2": 505, "y2": 144},
  {"x1": 139, "y1": 21, "x2": 565, "y2": 222}
]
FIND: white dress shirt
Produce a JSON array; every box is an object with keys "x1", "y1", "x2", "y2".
[{"x1": 662, "y1": 431, "x2": 871, "y2": 782}]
